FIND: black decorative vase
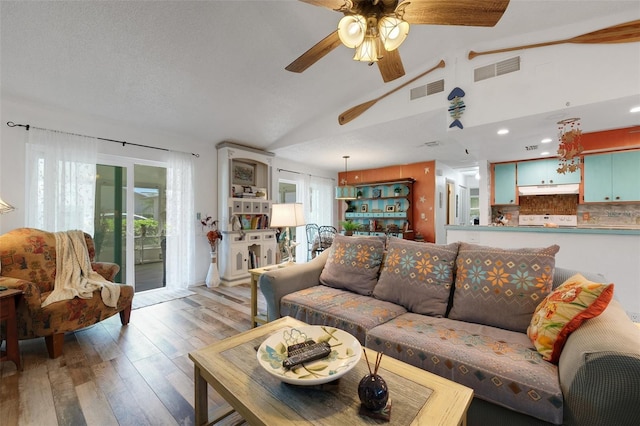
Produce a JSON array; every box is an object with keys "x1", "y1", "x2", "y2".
[{"x1": 358, "y1": 374, "x2": 389, "y2": 411}]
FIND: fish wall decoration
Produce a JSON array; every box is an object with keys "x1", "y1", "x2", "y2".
[{"x1": 448, "y1": 87, "x2": 466, "y2": 129}]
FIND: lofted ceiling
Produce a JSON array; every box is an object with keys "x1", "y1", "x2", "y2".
[{"x1": 1, "y1": 1, "x2": 639, "y2": 174}]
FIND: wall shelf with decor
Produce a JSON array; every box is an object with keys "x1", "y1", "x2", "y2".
[
  {"x1": 343, "y1": 179, "x2": 414, "y2": 239},
  {"x1": 217, "y1": 141, "x2": 277, "y2": 285}
]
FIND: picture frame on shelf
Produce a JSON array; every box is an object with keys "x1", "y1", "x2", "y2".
[
  {"x1": 232, "y1": 160, "x2": 256, "y2": 186},
  {"x1": 361, "y1": 204, "x2": 369, "y2": 213},
  {"x1": 385, "y1": 205, "x2": 395, "y2": 212}
]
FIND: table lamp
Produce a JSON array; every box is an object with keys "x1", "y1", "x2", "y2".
[{"x1": 270, "y1": 203, "x2": 305, "y2": 263}]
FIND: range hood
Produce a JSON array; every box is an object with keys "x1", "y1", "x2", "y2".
[{"x1": 518, "y1": 183, "x2": 580, "y2": 196}]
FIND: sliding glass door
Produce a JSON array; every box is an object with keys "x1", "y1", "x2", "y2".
[{"x1": 94, "y1": 157, "x2": 166, "y2": 291}]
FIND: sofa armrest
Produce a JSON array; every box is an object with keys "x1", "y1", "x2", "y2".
[
  {"x1": 0, "y1": 276, "x2": 44, "y2": 311},
  {"x1": 552, "y1": 267, "x2": 605, "y2": 290},
  {"x1": 558, "y1": 299, "x2": 640, "y2": 425},
  {"x1": 259, "y1": 250, "x2": 329, "y2": 321},
  {"x1": 91, "y1": 261, "x2": 120, "y2": 281}
]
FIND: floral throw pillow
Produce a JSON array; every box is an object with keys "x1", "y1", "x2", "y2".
[{"x1": 528, "y1": 273, "x2": 614, "y2": 363}]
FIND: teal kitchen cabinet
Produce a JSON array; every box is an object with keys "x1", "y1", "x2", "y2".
[
  {"x1": 583, "y1": 151, "x2": 640, "y2": 202},
  {"x1": 517, "y1": 159, "x2": 581, "y2": 186},
  {"x1": 493, "y1": 163, "x2": 517, "y2": 205}
]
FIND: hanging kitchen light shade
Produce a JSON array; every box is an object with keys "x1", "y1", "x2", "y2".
[{"x1": 335, "y1": 156, "x2": 357, "y2": 200}]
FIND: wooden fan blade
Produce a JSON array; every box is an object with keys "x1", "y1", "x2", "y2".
[
  {"x1": 401, "y1": 0, "x2": 510, "y2": 27},
  {"x1": 339, "y1": 59, "x2": 445, "y2": 125},
  {"x1": 285, "y1": 31, "x2": 342, "y2": 73},
  {"x1": 377, "y1": 49, "x2": 406, "y2": 82},
  {"x1": 468, "y1": 19, "x2": 640, "y2": 59},
  {"x1": 299, "y1": 0, "x2": 355, "y2": 12}
]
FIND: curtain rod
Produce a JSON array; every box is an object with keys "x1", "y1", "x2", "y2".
[
  {"x1": 6, "y1": 121, "x2": 199, "y2": 157},
  {"x1": 277, "y1": 168, "x2": 335, "y2": 181}
]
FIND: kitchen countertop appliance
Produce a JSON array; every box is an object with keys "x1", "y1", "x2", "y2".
[{"x1": 519, "y1": 214, "x2": 577, "y2": 227}]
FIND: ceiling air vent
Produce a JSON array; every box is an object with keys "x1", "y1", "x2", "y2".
[
  {"x1": 474, "y1": 56, "x2": 520, "y2": 82},
  {"x1": 410, "y1": 79, "x2": 445, "y2": 100}
]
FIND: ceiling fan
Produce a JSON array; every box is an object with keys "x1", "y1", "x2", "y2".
[{"x1": 285, "y1": 0, "x2": 511, "y2": 83}]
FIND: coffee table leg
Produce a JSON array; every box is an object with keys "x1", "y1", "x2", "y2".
[
  {"x1": 250, "y1": 275, "x2": 258, "y2": 328},
  {"x1": 194, "y1": 365, "x2": 208, "y2": 426}
]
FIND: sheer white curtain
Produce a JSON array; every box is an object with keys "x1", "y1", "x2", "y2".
[
  {"x1": 307, "y1": 175, "x2": 334, "y2": 226},
  {"x1": 25, "y1": 128, "x2": 98, "y2": 233},
  {"x1": 165, "y1": 151, "x2": 196, "y2": 289},
  {"x1": 300, "y1": 175, "x2": 334, "y2": 260}
]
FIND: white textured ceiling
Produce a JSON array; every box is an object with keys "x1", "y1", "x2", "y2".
[{"x1": 1, "y1": 0, "x2": 639, "y2": 173}]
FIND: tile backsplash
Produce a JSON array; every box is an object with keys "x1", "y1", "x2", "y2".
[
  {"x1": 577, "y1": 203, "x2": 640, "y2": 229},
  {"x1": 490, "y1": 201, "x2": 640, "y2": 229}
]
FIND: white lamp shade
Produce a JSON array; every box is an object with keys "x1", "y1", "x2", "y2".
[
  {"x1": 338, "y1": 14, "x2": 366, "y2": 48},
  {"x1": 270, "y1": 203, "x2": 305, "y2": 228},
  {"x1": 378, "y1": 16, "x2": 409, "y2": 51},
  {"x1": 353, "y1": 36, "x2": 378, "y2": 62},
  {"x1": 335, "y1": 185, "x2": 357, "y2": 200}
]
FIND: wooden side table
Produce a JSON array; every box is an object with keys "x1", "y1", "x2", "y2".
[
  {"x1": 0, "y1": 288, "x2": 23, "y2": 370},
  {"x1": 248, "y1": 263, "x2": 293, "y2": 328}
]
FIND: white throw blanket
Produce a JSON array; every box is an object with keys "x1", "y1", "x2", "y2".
[{"x1": 41, "y1": 230, "x2": 120, "y2": 308}]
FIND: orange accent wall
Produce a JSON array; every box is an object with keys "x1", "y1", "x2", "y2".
[
  {"x1": 581, "y1": 126, "x2": 640, "y2": 152},
  {"x1": 338, "y1": 160, "x2": 437, "y2": 242}
]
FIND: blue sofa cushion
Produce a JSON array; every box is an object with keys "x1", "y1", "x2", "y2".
[
  {"x1": 366, "y1": 312, "x2": 563, "y2": 425},
  {"x1": 280, "y1": 285, "x2": 407, "y2": 345}
]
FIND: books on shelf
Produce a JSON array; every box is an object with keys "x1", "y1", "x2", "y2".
[{"x1": 235, "y1": 214, "x2": 270, "y2": 230}]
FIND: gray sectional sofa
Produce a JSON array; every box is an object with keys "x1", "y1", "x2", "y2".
[{"x1": 259, "y1": 236, "x2": 640, "y2": 426}]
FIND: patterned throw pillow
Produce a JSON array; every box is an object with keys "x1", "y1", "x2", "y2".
[
  {"x1": 528, "y1": 273, "x2": 614, "y2": 363},
  {"x1": 319, "y1": 234, "x2": 385, "y2": 296},
  {"x1": 373, "y1": 238, "x2": 459, "y2": 316},
  {"x1": 448, "y1": 242, "x2": 559, "y2": 333}
]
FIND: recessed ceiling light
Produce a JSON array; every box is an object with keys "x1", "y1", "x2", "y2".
[
  {"x1": 497, "y1": 128, "x2": 509, "y2": 135},
  {"x1": 630, "y1": 106, "x2": 640, "y2": 113},
  {"x1": 541, "y1": 138, "x2": 553, "y2": 143},
  {"x1": 540, "y1": 151, "x2": 550, "y2": 156}
]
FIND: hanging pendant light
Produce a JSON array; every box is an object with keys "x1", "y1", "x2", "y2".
[{"x1": 335, "y1": 156, "x2": 357, "y2": 200}]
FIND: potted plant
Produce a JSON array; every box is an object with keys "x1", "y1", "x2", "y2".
[
  {"x1": 340, "y1": 220, "x2": 361, "y2": 236},
  {"x1": 394, "y1": 186, "x2": 402, "y2": 196}
]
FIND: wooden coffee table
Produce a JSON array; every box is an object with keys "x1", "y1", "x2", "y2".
[{"x1": 189, "y1": 316, "x2": 473, "y2": 426}]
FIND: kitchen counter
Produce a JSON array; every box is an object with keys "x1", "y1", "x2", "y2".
[
  {"x1": 446, "y1": 225, "x2": 640, "y2": 322},
  {"x1": 446, "y1": 225, "x2": 640, "y2": 236}
]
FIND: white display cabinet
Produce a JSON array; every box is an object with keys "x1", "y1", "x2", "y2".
[{"x1": 216, "y1": 142, "x2": 277, "y2": 285}]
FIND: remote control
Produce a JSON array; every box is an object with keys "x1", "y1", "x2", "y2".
[
  {"x1": 287, "y1": 340, "x2": 316, "y2": 356},
  {"x1": 283, "y1": 341, "x2": 331, "y2": 369}
]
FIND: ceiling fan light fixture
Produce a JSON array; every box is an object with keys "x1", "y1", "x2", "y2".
[
  {"x1": 378, "y1": 16, "x2": 409, "y2": 51},
  {"x1": 338, "y1": 14, "x2": 366, "y2": 48},
  {"x1": 353, "y1": 36, "x2": 378, "y2": 62}
]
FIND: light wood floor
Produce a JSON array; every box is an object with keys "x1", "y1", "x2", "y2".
[{"x1": 0, "y1": 284, "x2": 262, "y2": 426}]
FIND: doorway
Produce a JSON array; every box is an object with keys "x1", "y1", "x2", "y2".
[{"x1": 94, "y1": 161, "x2": 167, "y2": 292}]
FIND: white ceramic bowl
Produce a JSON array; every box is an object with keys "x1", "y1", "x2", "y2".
[{"x1": 257, "y1": 325, "x2": 362, "y2": 385}]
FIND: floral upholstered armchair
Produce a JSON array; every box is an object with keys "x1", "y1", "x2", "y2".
[{"x1": 0, "y1": 228, "x2": 134, "y2": 358}]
